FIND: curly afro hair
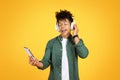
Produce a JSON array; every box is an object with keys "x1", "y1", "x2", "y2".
[{"x1": 55, "y1": 10, "x2": 74, "y2": 23}]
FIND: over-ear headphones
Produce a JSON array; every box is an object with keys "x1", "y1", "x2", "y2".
[{"x1": 55, "y1": 20, "x2": 75, "y2": 31}]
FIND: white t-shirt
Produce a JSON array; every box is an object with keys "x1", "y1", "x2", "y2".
[{"x1": 61, "y1": 38, "x2": 69, "y2": 80}]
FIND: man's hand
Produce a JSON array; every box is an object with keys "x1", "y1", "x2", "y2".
[
  {"x1": 72, "y1": 24, "x2": 80, "y2": 44},
  {"x1": 29, "y1": 56, "x2": 43, "y2": 68},
  {"x1": 72, "y1": 24, "x2": 79, "y2": 36}
]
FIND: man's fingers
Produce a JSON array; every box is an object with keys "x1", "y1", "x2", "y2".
[
  {"x1": 33, "y1": 61, "x2": 37, "y2": 66},
  {"x1": 33, "y1": 59, "x2": 38, "y2": 66},
  {"x1": 74, "y1": 24, "x2": 78, "y2": 30},
  {"x1": 28, "y1": 56, "x2": 39, "y2": 66},
  {"x1": 29, "y1": 56, "x2": 33, "y2": 64},
  {"x1": 30, "y1": 58, "x2": 38, "y2": 66},
  {"x1": 73, "y1": 24, "x2": 79, "y2": 35}
]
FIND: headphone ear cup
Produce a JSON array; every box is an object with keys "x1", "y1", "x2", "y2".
[
  {"x1": 56, "y1": 24, "x2": 59, "y2": 31},
  {"x1": 71, "y1": 22, "x2": 74, "y2": 30}
]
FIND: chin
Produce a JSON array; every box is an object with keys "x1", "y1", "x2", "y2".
[{"x1": 61, "y1": 33, "x2": 70, "y2": 38}]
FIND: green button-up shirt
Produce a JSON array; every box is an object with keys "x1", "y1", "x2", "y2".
[{"x1": 39, "y1": 35, "x2": 89, "y2": 80}]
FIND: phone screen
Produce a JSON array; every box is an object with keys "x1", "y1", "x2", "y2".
[{"x1": 24, "y1": 47, "x2": 34, "y2": 59}]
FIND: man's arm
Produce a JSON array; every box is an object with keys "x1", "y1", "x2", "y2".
[
  {"x1": 73, "y1": 24, "x2": 89, "y2": 58},
  {"x1": 29, "y1": 40, "x2": 52, "y2": 70}
]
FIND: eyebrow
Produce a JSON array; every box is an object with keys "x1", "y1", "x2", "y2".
[{"x1": 59, "y1": 20, "x2": 68, "y2": 24}]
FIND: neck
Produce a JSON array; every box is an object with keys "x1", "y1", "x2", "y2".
[{"x1": 61, "y1": 34, "x2": 70, "y2": 39}]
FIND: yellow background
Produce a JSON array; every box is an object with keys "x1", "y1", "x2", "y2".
[{"x1": 0, "y1": 0, "x2": 120, "y2": 80}]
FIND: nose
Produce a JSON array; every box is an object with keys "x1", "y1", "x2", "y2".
[{"x1": 60, "y1": 24, "x2": 65, "y2": 28}]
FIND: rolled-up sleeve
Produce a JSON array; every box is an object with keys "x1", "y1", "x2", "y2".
[
  {"x1": 75, "y1": 39, "x2": 89, "y2": 59},
  {"x1": 38, "y1": 41, "x2": 52, "y2": 70}
]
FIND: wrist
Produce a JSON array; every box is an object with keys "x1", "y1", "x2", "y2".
[
  {"x1": 73, "y1": 34, "x2": 79, "y2": 39},
  {"x1": 73, "y1": 35, "x2": 80, "y2": 44}
]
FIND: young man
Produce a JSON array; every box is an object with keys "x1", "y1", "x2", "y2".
[{"x1": 29, "y1": 10, "x2": 89, "y2": 80}]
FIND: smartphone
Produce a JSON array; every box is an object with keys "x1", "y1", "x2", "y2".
[{"x1": 24, "y1": 47, "x2": 35, "y2": 59}]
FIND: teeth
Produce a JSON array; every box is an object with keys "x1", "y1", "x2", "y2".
[{"x1": 62, "y1": 30, "x2": 65, "y2": 32}]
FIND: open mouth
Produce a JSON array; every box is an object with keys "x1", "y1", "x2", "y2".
[{"x1": 61, "y1": 29, "x2": 67, "y2": 33}]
